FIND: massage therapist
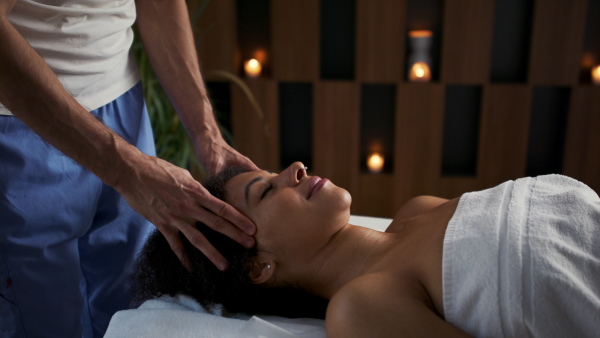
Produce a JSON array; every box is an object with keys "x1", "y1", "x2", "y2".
[{"x1": 0, "y1": 0, "x2": 257, "y2": 336}]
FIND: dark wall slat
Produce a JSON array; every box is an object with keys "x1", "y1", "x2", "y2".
[
  {"x1": 279, "y1": 83, "x2": 313, "y2": 169},
  {"x1": 526, "y1": 87, "x2": 571, "y2": 176},
  {"x1": 320, "y1": 0, "x2": 356, "y2": 80},
  {"x1": 442, "y1": 85, "x2": 482, "y2": 176}
]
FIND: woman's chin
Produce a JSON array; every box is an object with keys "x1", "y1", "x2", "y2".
[{"x1": 338, "y1": 188, "x2": 352, "y2": 210}]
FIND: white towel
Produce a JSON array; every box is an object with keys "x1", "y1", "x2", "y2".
[
  {"x1": 104, "y1": 294, "x2": 327, "y2": 337},
  {"x1": 443, "y1": 174, "x2": 600, "y2": 337},
  {"x1": 104, "y1": 294, "x2": 247, "y2": 338}
]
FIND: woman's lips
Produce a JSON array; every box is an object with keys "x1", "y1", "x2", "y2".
[{"x1": 307, "y1": 176, "x2": 329, "y2": 199}]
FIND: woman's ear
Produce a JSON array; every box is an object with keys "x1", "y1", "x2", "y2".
[{"x1": 248, "y1": 252, "x2": 276, "y2": 285}]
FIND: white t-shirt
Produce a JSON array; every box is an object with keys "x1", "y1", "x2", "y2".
[{"x1": 0, "y1": 0, "x2": 141, "y2": 116}]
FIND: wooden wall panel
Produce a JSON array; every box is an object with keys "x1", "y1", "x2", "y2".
[
  {"x1": 196, "y1": 0, "x2": 597, "y2": 216},
  {"x1": 441, "y1": 0, "x2": 494, "y2": 84},
  {"x1": 563, "y1": 86, "x2": 600, "y2": 194},
  {"x1": 437, "y1": 177, "x2": 480, "y2": 199},
  {"x1": 394, "y1": 84, "x2": 445, "y2": 205},
  {"x1": 529, "y1": 0, "x2": 588, "y2": 85},
  {"x1": 194, "y1": 0, "x2": 237, "y2": 80},
  {"x1": 356, "y1": 0, "x2": 407, "y2": 82},
  {"x1": 231, "y1": 80, "x2": 279, "y2": 171},
  {"x1": 271, "y1": 0, "x2": 320, "y2": 81},
  {"x1": 354, "y1": 174, "x2": 396, "y2": 217},
  {"x1": 313, "y1": 82, "x2": 360, "y2": 194},
  {"x1": 478, "y1": 85, "x2": 532, "y2": 187}
]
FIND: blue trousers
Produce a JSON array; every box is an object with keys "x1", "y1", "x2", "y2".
[{"x1": 0, "y1": 82, "x2": 155, "y2": 337}]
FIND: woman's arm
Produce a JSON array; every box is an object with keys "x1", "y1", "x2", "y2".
[{"x1": 326, "y1": 275, "x2": 470, "y2": 338}]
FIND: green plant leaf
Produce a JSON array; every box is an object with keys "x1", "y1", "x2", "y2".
[{"x1": 208, "y1": 70, "x2": 270, "y2": 137}]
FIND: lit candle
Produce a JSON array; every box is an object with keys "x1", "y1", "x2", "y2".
[
  {"x1": 407, "y1": 30, "x2": 433, "y2": 83},
  {"x1": 244, "y1": 58, "x2": 262, "y2": 78},
  {"x1": 409, "y1": 61, "x2": 431, "y2": 82},
  {"x1": 367, "y1": 152, "x2": 385, "y2": 174},
  {"x1": 592, "y1": 65, "x2": 600, "y2": 85}
]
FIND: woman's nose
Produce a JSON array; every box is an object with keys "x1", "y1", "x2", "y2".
[{"x1": 283, "y1": 161, "x2": 307, "y2": 186}]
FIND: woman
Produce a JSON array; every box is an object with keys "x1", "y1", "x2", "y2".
[{"x1": 133, "y1": 162, "x2": 600, "y2": 337}]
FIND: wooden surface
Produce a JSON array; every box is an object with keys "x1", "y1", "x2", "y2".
[
  {"x1": 563, "y1": 86, "x2": 600, "y2": 194},
  {"x1": 529, "y1": 0, "x2": 588, "y2": 85},
  {"x1": 271, "y1": 0, "x2": 320, "y2": 81},
  {"x1": 354, "y1": 174, "x2": 395, "y2": 217},
  {"x1": 194, "y1": 0, "x2": 236, "y2": 80},
  {"x1": 477, "y1": 85, "x2": 531, "y2": 187},
  {"x1": 394, "y1": 83, "x2": 445, "y2": 205},
  {"x1": 231, "y1": 80, "x2": 279, "y2": 172},
  {"x1": 441, "y1": 0, "x2": 495, "y2": 84},
  {"x1": 193, "y1": 0, "x2": 599, "y2": 216},
  {"x1": 356, "y1": 0, "x2": 407, "y2": 82},
  {"x1": 313, "y1": 82, "x2": 361, "y2": 194}
]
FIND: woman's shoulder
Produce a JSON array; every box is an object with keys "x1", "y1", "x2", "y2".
[
  {"x1": 326, "y1": 272, "x2": 467, "y2": 337},
  {"x1": 326, "y1": 273, "x2": 419, "y2": 328},
  {"x1": 386, "y1": 196, "x2": 458, "y2": 234},
  {"x1": 391, "y1": 195, "x2": 451, "y2": 225},
  {"x1": 327, "y1": 272, "x2": 417, "y2": 310}
]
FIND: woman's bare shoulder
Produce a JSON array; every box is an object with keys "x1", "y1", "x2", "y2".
[
  {"x1": 326, "y1": 272, "x2": 469, "y2": 337},
  {"x1": 325, "y1": 273, "x2": 420, "y2": 336},
  {"x1": 393, "y1": 196, "x2": 451, "y2": 222}
]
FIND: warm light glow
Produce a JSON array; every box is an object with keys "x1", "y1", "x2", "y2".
[
  {"x1": 244, "y1": 58, "x2": 262, "y2": 78},
  {"x1": 254, "y1": 49, "x2": 268, "y2": 64},
  {"x1": 409, "y1": 62, "x2": 431, "y2": 82},
  {"x1": 592, "y1": 65, "x2": 600, "y2": 85},
  {"x1": 408, "y1": 30, "x2": 433, "y2": 38},
  {"x1": 367, "y1": 153, "x2": 385, "y2": 173}
]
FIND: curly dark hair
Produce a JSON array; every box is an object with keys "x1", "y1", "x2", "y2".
[{"x1": 131, "y1": 166, "x2": 327, "y2": 318}]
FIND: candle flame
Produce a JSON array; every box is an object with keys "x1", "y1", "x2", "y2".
[
  {"x1": 409, "y1": 62, "x2": 431, "y2": 82},
  {"x1": 367, "y1": 153, "x2": 385, "y2": 173},
  {"x1": 244, "y1": 58, "x2": 262, "y2": 78},
  {"x1": 592, "y1": 65, "x2": 600, "y2": 85}
]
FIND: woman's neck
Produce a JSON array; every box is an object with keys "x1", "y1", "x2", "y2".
[{"x1": 297, "y1": 224, "x2": 399, "y2": 299}]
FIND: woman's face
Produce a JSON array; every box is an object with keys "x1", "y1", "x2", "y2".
[{"x1": 224, "y1": 162, "x2": 352, "y2": 264}]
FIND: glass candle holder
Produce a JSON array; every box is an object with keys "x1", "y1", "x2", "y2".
[{"x1": 407, "y1": 30, "x2": 433, "y2": 82}]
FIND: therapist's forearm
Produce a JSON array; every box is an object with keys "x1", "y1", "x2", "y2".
[
  {"x1": 135, "y1": 0, "x2": 220, "y2": 145},
  {"x1": 0, "y1": 10, "x2": 142, "y2": 188}
]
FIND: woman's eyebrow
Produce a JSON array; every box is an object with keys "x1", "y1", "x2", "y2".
[{"x1": 245, "y1": 176, "x2": 264, "y2": 207}]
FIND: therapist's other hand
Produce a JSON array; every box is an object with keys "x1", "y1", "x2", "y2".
[
  {"x1": 195, "y1": 136, "x2": 259, "y2": 176},
  {"x1": 114, "y1": 153, "x2": 256, "y2": 270}
]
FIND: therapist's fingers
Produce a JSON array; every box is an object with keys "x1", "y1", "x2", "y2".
[
  {"x1": 191, "y1": 206, "x2": 256, "y2": 250},
  {"x1": 176, "y1": 223, "x2": 229, "y2": 271},
  {"x1": 160, "y1": 226, "x2": 192, "y2": 271},
  {"x1": 113, "y1": 154, "x2": 255, "y2": 271},
  {"x1": 195, "y1": 188, "x2": 257, "y2": 237}
]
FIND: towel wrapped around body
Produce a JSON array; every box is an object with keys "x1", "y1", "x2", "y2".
[{"x1": 443, "y1": 174, "x2": 600, "y2": 337}]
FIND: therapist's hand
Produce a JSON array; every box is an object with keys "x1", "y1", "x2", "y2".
[
  {"x1": 114, "y1": 153, "x2": 256, "y2": 271},
  {"x1": 195, "y1": 136, "x2": 259, "y2": 176}
]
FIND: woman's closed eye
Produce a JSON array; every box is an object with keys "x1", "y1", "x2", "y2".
[{"x1": 261, "y1": 184, "x2": 273, "y2": 200}]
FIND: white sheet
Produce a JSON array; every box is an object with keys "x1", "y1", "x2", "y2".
[{"x1": 105, "y1": 215, "x2": 391, "y2": 338}]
